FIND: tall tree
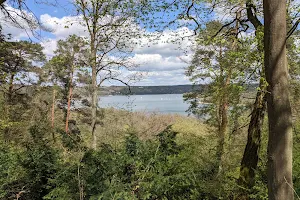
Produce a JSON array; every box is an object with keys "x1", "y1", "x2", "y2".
[
  {"x1": 185, "y1": 20, "x2": 253, "y2": 173},
  {"x1": 138, "y1": 1, "x2": 268, "y2": 185},
  {"x1": 0, "y1": 39, "x2": 45, "y2": 140},
  {"x1": 44, "y1": 35, "x2": 87, "y2": 134},
  {"x1": 264, "y1": 0, "x2": 294, "y2": 199},
  {"x1": 75, "y1": 0, "x2": 138, "y2": 149},
  {"x1": 238, "y1": 8, "x2": 265, "y2": 189}
]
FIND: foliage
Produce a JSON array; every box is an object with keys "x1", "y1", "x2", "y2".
[
  {"x1": 0, "y1": 123, "x2": 59, "y2": 200},
  {"x1": 0, "y1": 0, "x2": 299, "y2": 199},
  {"x1": 45, "y1": 126, "x2": 219, "y2": 200},
  {"x1": 0, "y1": 40, "x2": 45, "y2": 103},
  {"x1": 184, "y1": 20, "x2": 259, "y2": 123}
]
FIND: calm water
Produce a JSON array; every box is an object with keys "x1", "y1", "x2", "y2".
[{"x1": 98, "y1": 94, "x2": 190, "y2": 115}]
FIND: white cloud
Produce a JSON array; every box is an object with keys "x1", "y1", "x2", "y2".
[
  {"x1": 40, "y1": 38, "x2": 58, "y2": 58},
  {"x1": 40, "y1": 14, "x2": 88, "y2": 39},
  {"x1": 131, "y1": 69, "x2": 190, "y2": 86},
  {"x1": 0, "y1": 4, "x2": 38, "y2": 40},
  {"x1": 134, "y1": 27, "x2": 195, "y2": 57},
  {"x1": 0, "y1": 7, "x2": 196, "y2": 86},
  {"x1": 131, "y1": 54, "x2": 188, "y2": 72}
]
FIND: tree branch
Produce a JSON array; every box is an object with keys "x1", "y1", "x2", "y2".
[
  {"x1": 246, "y1": 0, "x2": 262, "y2": 29},
  {"x1": 186, "y1": 0, "x2": 201, "y2": 35},
  {"x1": 286, "y1": 18, "x2": 300, "y2": 40}
]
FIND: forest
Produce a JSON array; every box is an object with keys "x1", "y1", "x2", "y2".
[{"x1": 0, "y1": 0, "x2": 300, "y2": 199}]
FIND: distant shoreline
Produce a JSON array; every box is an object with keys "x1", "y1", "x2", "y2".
[
  {"x1": 99, "y1": 92, "x2": 188, "y2": 96},
  {"x1": 98, "y1": 84, "x2": 205, "y2": 96}
]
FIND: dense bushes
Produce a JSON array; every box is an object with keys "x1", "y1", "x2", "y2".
[
  {"x1": 45, "y1": 126, "x2": 219, "y2": 200},
  {"x1": 0, "y1": 124, "x2": 58, "y2": 200},
  {"x1": 4, "y1": 108, "x2": 300, "y2": 199},
  {"x1": 0, "y1": 123, "x2": 233, "y2": 199}
]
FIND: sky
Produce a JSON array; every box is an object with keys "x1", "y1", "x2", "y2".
[
  {"x1": 0, "y1": 0, "x2": 203, "y2": 86},
  {"x1": 4, "y1": 0, "x2": 296, "y2": 86}
]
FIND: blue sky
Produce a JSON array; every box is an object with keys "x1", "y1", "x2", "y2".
[
  {"x1": 0, "y1": 0, "x2": 207, "y2": 86},
  {"x1": 0, "y1": 0, "x2": 255, "y2": 86}
]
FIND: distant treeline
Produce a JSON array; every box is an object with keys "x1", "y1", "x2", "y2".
[
  {"x1": 99, "y1": 85, "x2": 204, "y2": 95},
  {"x1": 99, "y1": 84, "x2": 258, "y2": 96}
]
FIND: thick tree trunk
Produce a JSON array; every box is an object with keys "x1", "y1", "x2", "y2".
[
  {"x1": 264, "y1": 0, "x2": 294, "y2": 199},
  {"x1": 239, "y1": 81, "x2": 266, "y2": 188}
]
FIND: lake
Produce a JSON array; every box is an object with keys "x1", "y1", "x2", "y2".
[{"x1": 98, "y1": 94, "x2": 190, "y2": 115}]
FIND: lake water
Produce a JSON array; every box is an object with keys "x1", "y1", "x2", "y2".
[{"x1": 99, "y1": 94, "x2": 190, "y2": 115}]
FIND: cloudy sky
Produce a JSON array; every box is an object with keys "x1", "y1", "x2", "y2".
[
  {"x1": 0, "y1": 1, "x2": 204, "y2": 86},
  {"x1": 3, "y1": 0, "x2": 288, "y2": 86}
]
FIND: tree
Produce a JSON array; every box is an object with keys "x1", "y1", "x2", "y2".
[
  {"x1": 238, "y1": 16, "x2": 266, "y2": 191},
  {"x1": 74, "y1": 0, "x2": 139, "y2": 149},
  {"x1": 264, "y1": 0, "x2": 294, "y2": 199},
  {"x1": 0, "y1": 39, "x2": 45, "y2": 141},
  {"x1": 195, "y1": 1, "x2": 298, "y2": 193},
  {"x1": 138, "y1": 1, "x2": 267, "y2": 186},
  {"x1": 44, "y1": 35, "x2": 87, "y2": 134},
  {"x1": 0, "y1": 40, "x2": 45, "y2": 103},
  {"x1": 185, "y1": 20, "x2": 253, "y2": 174},
  {"x1": 211, "y1": 0, "x2": 300, "y2": 193}
]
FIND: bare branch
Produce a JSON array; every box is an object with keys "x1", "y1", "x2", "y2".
[{"x1": 287, "y1": 18, "x2": 300, "y2": 40}]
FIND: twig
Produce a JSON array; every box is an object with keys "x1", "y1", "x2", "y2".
[{"x1": 284, "y1": 176, "x2": 300, "y2": 199}]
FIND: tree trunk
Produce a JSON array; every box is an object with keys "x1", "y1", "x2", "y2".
[
  {"x1": 91, "y1": 37, "x2": 98, "y2": 149},
  {"x1": 91, "y1": 68, "x2": 97, "y2": 149},
  {"x1": 65, "y1": 65, "x2": 74, "y2": 134},
  {"x1": 7, "y1": 73, "x2": 14, "y2": 103},
  {"x1": 239, "y1": 80, "x2": 266, "y2": 188},
  {"x1": 217, "y1": 74, "x2": 229, "y2": 174},
  {"x1": 78, "y1": 163, "x2": 84, "y2": 200},
  {"x1": 51, "y1": 88, "x2": 56, "y2": 128},
  {"x1": 65, "y1": 86, "x2": 73, "y2": 134},
  {"x1": 238, "y1": 1, "x2": 265, "y2": 191},
  {"x1": 217, "y1": 10, "x2": 240, "y2": 174},
  {"x1": 51, "y1": 88, "x2": 56, "y2": 141},
  {"x1": 264, "y1": 0, "x2": 294, "y2": 199}
]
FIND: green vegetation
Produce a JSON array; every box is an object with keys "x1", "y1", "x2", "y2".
[{"x1": 0, "y1": 0, "x2": 300, "y2": 199}]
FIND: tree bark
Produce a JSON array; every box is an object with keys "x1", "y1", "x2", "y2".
[
  {"x1": 264, "y1": 0, "x2": 294, "y2": 199},
  {"x1": 91, "y1": 66, "x2": 97, "y2": 149},
  {"x1": 51, "y1": 89, "x2": 56, "y2": 128},
  {"x1": 65, "y1": 86, "x2": 73, "y2": 134},
  {"x1": 65, "y1": 60, "x2": 74, "y2": 134},
  {"x1": 51, "y1": 87, "x2": 56, "y2": 141},
  {"x1": 217, "y1": 73, "x2": 229, "y2": 174},
  {"x1": 90, "y1": 35, "x2": 97, "y2": 149},
  {"x1": 7, "y1": 73, "x2": 14, "y2": 102},
  {"x1": 238, "y1": 1, "x2": 265, "y2": 191},
  {"x1": 217, "y1": 10, "x2": 240, "y2": 174},
  {"x1": 239, "y1": 81, "x2": 266, "y2": 188}
]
